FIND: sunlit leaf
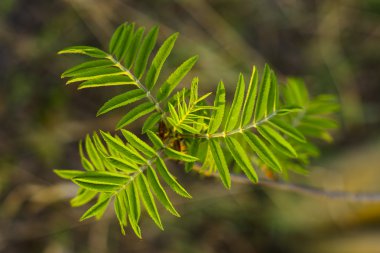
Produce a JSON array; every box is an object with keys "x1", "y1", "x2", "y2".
[
  {"x1": 116, "y1": 102, "x2": 155, "y2": 129},
  {"x1": 136, "y1": 174, "x2": 163, "y2": 230},
  {"x1": 254, "y1": 64, "x2": 271, "y2": 122},
  {"x1": 257, "y1": 125, "x2": 297, "y2": 158},
  {"x1": 224, "y1": 73, "x2": 245, "y2": 132},
  {"x1": 80, "y1": 196, "x2": 111, "y2": 221},
  {"x1": 54, "y1": 169, "x2": 85, "y2": 179},
  {"x1": 208, "y1": 81, "x2": 226, "y2": 134},
  {"x1": 78, "y1": 75, "x2": 135, "y2": 89},
  {"x1": 73, "y1": 171, "x2": 129, "y2": 192},
  {"x1": 70, "y1": 188, "x2": 97, "y2": 207},
  {"x1": 58, "y1": 46, "x2": 108, "y2": 58},
  {"x1": 241, "y1": 66, "x2": 258, "y2": 126},
  {"x1": 209, "y1": 139, "x2": 231, "y2": 188},
  {"x1": 244, "y1": 132, "x2": 282, "y2": 172},
  {"x1": 97, "y1": 89, "x2": 146, "y2": 116},
  {"x1": 156, "y1": 157, "x2": 191, "y2": 198},
  {"x1": 145, "y1": 33, "x2": 178, "y2": 90},
  {"x1": 121, "y1": 129, "x2": 156, "y2": 157},
  {"x1": 134, "y1": 26, "x2": 159, "y2": 79},
  {"x1": 147, "y1": 166, "x2": 179, "y2": 217},
  {"x1": 157, "y1": 56, "x2": 198, "y2": 101},
  {"x1": 225, "y1": 137, "x2": 257, "y2": 183}
]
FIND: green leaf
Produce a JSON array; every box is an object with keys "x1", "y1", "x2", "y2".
[
  {"x1": 79, "y1": 141, "x2": 94, "y2": 171},
  {"x1": 224, "y1": 73, "x2": 245, "y2": 132},
  {"x1": 124, "y1": 27, "x2": 145, "y2": 68},
  {"x1": 209, "y1": 139, "x2": 231, "y2": 188},
  {"x1": 164, "y1": 147, "x2": 198, "y2": 162},
  {"x1": 184, "y1": 138, "x2": 199, "y2": 172},
  {"x1": 168, "y1": 103, "x2": 180, "y2": 123},
  {"x1": 145, "y1": 33, "x2": 178, "y2": 90},
  {"x1": 257, "y1": 125, "x2": 297, "y2": 158},
  {"x1": 109, "y1": 23, "x2": 126, "y2": 57},
  {"x1": 283, "y1": 78, "x2": 309, "y2": 107},
  {"x1": 146, "y1": 131, "x2": 164, "y2": 149},
  {"x1": 156, "y1": 157, "x2": 191, "y2": 198},
  {"x1": 136, "y1": 174, "x2": 163, "y2": 230},
  {"x1": 276, "y1": 105, "x2": 303, "y2": 116},
  {"x1": 225, "y1": 137, "x2": 258, "y2": 183},
  {"x1": 267, "y1": 70, "x2": 278, "y2": 115},
  {"x1": 121, "y1": 129, "x2": 156, "y2": 157},
  {"x1": 78, "y1": 75, "x2": 135, "y2": 89},
  {"x1": 54, "y1": 169, "x2": 84, "y2": 179},
  {"x1": 92, "y1": 132, "x2": 108, "y2": 154},
  {"x1": 134, "y1": 26, "x2": 159, "y2": 79},
  {"x1": 66, "y1": 67, "x2": 123, "y2": 84},
  {"x1": 142, "y1": 113, "x2": 161, "y2": 133},
  {"x1": 301, "y1": 116, "x2": 338, "y2": 130},
  {"x1": 254, "y1": 64, "x2": 271, "y2": 122},
  {"x1": 244, "y1": 132, "x2": 282, "y2": 172},
  {"x1": 85, "y1": 134, "x2": 104, "y2": 171},
  {"x1": 106, "y1": 156, "x2": 139, "y2": 173},
  {"x1": 147, "y1": 166, "x2": 180, "y2": 217},
  {"x1": 129, "y1": 215, "x2": 142, "y2": 238},
  {"x1": 208, "y1": 81, "x2": 226, "y2": 134},
  {"x1": 126, "y1": 184, "x2": 140, "y2": 222},
  {"x1": 109, "y1": 23, "x2": 135, "y2": 60},
  {"x1": 307, "y1": 95, "x2": 339, "y2": 114},
  {"x1": 157, "y1": 56, "x2": 199, "y2": 101},
  {"x1": 114, "y1": 192, "x2": 128, "y2": 233},
  {"x1": 241, "y1": 66, "x2": 259, "y2": 126},
  {"x1": 62, "y1": 60, "x2": 114, "y2": 78},
  {"x1": 125, "y1": 184, "x2": 142, "y2": 238},
  {"x1": 100, "y1": 131, "x2": 146, "y2": 164},
  {"x1": 116, "y1": 102, "x2": 155, "y2": 129},
  {"x1": 80, "y1": 196, "x2": 111, "y2": 221},
  {"x1": 297, "y1": 125, "x2": 331, "y2": 141},
  {"x1": 97, "y1": 89, "x2": 146, "y2": 116},
  {"x1": 70, "y1": 188, "x2": 97, "y2": 207},
  {"x1": 58, "y1": 46, "x2": 108, "y2": 58},
  {"x1": 73, "y1": 171, "x2": 129, "y2": 192},
  {"x1": 268, "y1": 119, "x2": 306, "y2": 143}
]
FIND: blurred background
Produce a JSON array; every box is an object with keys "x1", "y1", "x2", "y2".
[{"x1": 1, "y1": 0, "x2": 380, "y2": 252}]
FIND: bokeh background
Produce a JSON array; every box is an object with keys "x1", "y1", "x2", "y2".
[{"x1": 1, "y1": 0, "x2": 380, "y2": 252}]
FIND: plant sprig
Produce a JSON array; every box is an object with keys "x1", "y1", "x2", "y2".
[{"x1": 55, "y1": 22, "x2": 339, "y2": 237}]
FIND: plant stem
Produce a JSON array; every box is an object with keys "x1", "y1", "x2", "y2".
[
  {"x1": 107, "y1": 55, "x2": 165, "y2": 115},
  {"x1": 194, "y1": 111, "x2": 278, "y2": 139}
]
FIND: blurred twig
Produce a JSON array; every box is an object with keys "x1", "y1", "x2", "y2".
[{"x1": 192, "y1": 166, "x2": 380, "y2": 203}]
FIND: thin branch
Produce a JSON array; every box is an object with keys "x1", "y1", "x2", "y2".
[{"x1": 192, "y1": 166, "x2": 380, "y2": 203}]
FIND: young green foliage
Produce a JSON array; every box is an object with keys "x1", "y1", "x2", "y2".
[{"x1": 57, "y1": 22, "x2": 339, "y2": 238}]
